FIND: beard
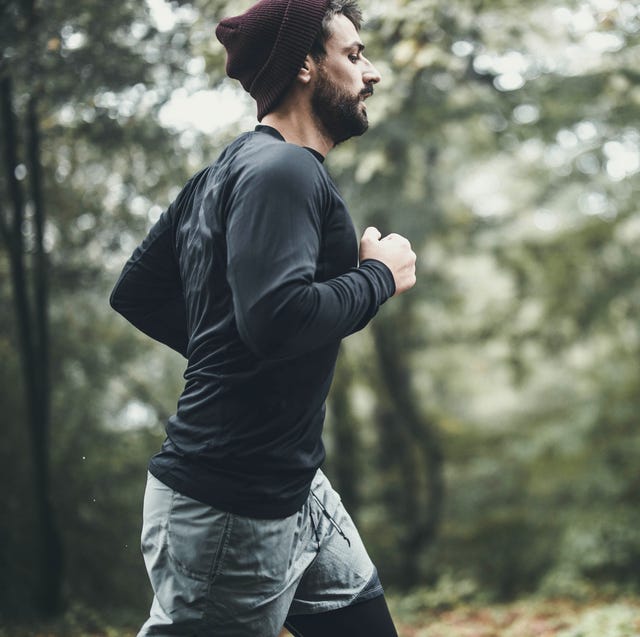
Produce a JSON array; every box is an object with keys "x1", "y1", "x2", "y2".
[{"x1": 311, "y1": 66, "x2": 371, "y2": 146}]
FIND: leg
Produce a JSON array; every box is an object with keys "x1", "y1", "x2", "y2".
[
  {"x1": 286, "y1": 471, "x2": 396, "y2": 633},
  {"x1": 285, "y1": 595, "x2": 398, "y2": 637}
]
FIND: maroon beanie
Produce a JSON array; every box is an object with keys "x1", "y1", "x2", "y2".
[{"x1": 216, "y1": 0, "x2": 331, "y2": 120}]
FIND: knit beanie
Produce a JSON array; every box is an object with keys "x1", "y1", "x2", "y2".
[{"x1": 216, "y1": 0, "x2": 331, "y2": 120}]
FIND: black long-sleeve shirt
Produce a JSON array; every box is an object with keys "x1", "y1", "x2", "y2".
[{"x1": 110, "y1": 125, "x2": 395, "y2": 518}]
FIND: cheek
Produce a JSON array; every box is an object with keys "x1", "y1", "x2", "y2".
[
  {"x1": 338, "y1": 70, "x2": 361, "y2": 95},
  {"x1": 333, "y1": 60, "x2": 359, "y2": 84}
]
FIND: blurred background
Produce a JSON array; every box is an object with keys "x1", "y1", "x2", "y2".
[{"x1": 1, "y1": 0, "x2": 639, "y2": 632}]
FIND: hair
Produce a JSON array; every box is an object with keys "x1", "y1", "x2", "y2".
[{"x1": 309, "y1": 0, "x2": 363, "y2": 61}]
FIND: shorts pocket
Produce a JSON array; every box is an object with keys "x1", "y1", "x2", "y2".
[{"x1": 167, "y1": 490, "x2": 233, "y2": 582}]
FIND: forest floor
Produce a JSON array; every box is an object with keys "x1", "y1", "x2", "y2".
[
  {"x1": 1, "y1": 597, "x2": 638, "y2": 637},
  {"x1": 389, "y1": 596, "x2": 640, "y2": 637}
]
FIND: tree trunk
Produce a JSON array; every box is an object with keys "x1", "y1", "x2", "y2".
[
  {"x1": 372, "y1": 302, "x2": 445, "y2": 588},
  {"x1": 27, "y1": 93, "x2": 64, "y2": 616},
  {"x1": 327, "y1": 355, "x2": 361, "y2": 519},
  {"x1": 0, "y1": 75, "x2": 63, "y2": 617}
]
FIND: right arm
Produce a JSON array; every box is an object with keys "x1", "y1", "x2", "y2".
[{"x1": 226, "y1": 150, "x2": 412, "y2": 360}]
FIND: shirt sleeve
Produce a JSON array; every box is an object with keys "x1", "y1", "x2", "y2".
[
  {"x1": 109, "y1": 206, "x2": 189, "y2": 358},
  {"x1": 226, "y1": 148, "x2": 395, "y2": 360}
]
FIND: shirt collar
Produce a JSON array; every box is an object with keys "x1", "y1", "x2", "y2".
[{"x1": 254, "y1": 125, "x2": 325, "y2": 163}]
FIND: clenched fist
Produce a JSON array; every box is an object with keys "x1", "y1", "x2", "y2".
[{"x1": 359, "y1": 226, "x2": 416, "y2": 296}]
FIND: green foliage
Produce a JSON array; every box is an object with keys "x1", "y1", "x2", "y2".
[
  {"x1": 390, "y1": 572, "x2": 485, "y2": 614},
  {"x1": 322, "y1": 0, "x2": 640, "y2": 601}
]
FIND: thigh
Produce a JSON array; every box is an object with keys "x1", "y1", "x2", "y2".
[
  {"x1": 285, "y1": 595, "x2": 398, "y2": 637},
  {"x1": 138, "y1": 473, "x2": 234, "y2": 635},
  {"x1": 288, "y1": 471, "x2": 380, "y2": 616}
]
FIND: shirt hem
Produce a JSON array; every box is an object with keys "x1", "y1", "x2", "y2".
[{"x1": 148, "y1": 462, "x2": 311, "y2": 520}]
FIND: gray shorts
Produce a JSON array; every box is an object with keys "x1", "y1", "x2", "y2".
[{"x1": 138, "y1": 469, "x2": 383, "y2": 636}]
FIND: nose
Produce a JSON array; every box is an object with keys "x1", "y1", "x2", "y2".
[{"x1": 363, "y1": 57, "x2": 381, "y2": 85}]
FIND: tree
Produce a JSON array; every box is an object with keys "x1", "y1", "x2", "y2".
[{"x1": 0, "y1": 0, "x2": 195, "y2": 617}]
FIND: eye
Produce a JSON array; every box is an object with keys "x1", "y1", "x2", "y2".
[{"x1": 348, "y1": 53, "x2": 360, "y2": 63}]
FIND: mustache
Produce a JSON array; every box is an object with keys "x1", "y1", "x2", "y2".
[{"x1": 360, "y1": 85, "x2": 374, "y2": 98}]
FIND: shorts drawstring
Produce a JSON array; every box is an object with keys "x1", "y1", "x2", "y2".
[
  {"x1": 309, "y1": 506, "x2": 321, "y2": 552},
  {"x1": 310, "y1": 490, "x2": 351, "y2": 548}
]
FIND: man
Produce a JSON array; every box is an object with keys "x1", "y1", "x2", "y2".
[{"x1": 110, "y1": 0, "x2": 416, "y2": 635}]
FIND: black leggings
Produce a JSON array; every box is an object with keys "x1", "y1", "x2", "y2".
[{"x1": 285, "y1": 595, "x2": 398, "y2": 637}]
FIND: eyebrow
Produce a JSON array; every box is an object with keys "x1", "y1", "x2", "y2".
[{"x1": 343, "y1": 41, "x2": 365, "y2": 53}]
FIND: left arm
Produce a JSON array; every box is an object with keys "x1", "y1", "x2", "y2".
[{"x1": 109, "y1": 207, "x2": 188, "y2": 357}]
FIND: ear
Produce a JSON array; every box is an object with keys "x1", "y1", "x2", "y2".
[{"x1": 296, "y1": 55, "x2": 313, "y2": 85}]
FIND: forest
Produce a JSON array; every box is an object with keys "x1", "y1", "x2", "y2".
[{"x1": 1, "y1": 0, "x2": 639, "y2": 635}]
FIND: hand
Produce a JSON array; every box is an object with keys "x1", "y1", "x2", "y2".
[{"x1": 359, "y1": 226, "x2": 416, "y2": 296}]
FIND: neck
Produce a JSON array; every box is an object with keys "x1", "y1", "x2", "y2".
[{"x1": 261, "y1": 104, "x2": 334, "y2": 158}]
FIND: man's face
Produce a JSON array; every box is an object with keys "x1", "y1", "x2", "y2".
[{"x1": 310, "y1": 14, "x2": 381, "y2": 145}]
